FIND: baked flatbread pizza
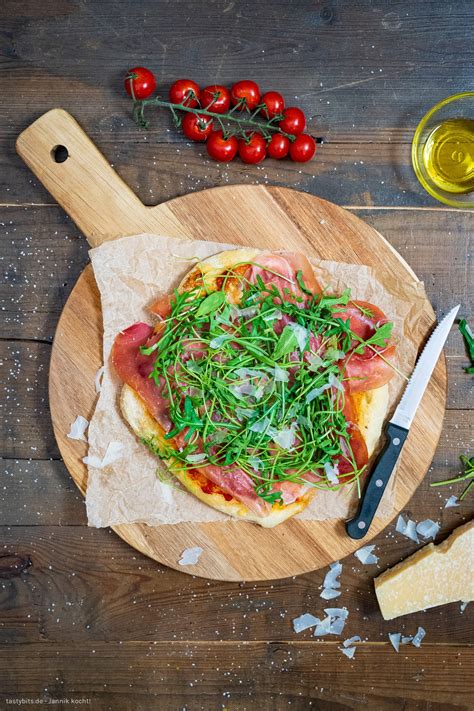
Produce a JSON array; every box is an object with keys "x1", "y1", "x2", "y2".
[{"x1": 112, "y1": 249, "x2": 396, "y2": 527}]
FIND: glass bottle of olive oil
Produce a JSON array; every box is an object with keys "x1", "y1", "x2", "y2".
[{"x1": 422, "y1": 118, "x2": 474, "y2": 194}]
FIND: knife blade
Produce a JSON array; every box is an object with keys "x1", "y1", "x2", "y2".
[{"x1": 346, "y1": 304, "x2": 460, "y2": 540}]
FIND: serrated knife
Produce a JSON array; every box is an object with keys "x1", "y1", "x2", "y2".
[{"x1": 346, "y1": 304, "x2": 460, "y2": 540}]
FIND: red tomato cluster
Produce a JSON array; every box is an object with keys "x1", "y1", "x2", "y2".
[{"x1": 125, "y1": 69, "x2": 317, "y2": 164}]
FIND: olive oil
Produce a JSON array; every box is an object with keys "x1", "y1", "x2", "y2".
[{"x1": 422, "y1": 118, "x2": 474, "y2": 194}]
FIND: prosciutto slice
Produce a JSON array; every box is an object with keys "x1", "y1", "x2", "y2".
[
  {"x1": 111, "y1": 254, "x2": 395, "y2": 517},
  {"x1": 111, "y1": 322, "x2": 173, "y2": 432}
]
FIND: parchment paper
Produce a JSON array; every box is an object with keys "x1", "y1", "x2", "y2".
[{"x1": 85, "y1": 234, "x2": 427, "y2": 527}]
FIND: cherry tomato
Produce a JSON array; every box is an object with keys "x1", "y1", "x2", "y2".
[
  {"x1": 124, "y1": 67, "x2": 156, "y2": 100},
  {"x1": 230, "y1": 80, "x2": 261, "y2": 111},
  {"x1": 200, "y1": 84, "x2": 231, "y2": 113},
  {"x1": 169, "y1": 79, "x2": 200, "y2": 107},
  {"x1": 238, "y1": 132, "x2": 267, "y2": 164},
  {"x1": 267, "y1": 133, "x2": 290, "y2": 159},
  {"x1": 206, "y1": 130, "x2": 238, "y2": 162},
  {"x1": 260, "y1": 91, "x2": 285, "y2": 119},
  {"x1": 279, "y1": 107, "x2": 306, "y2": 135},
  {"x1": 181, "y1": 113, "x2": 213, "y2": 142},
  {"x1": 289, "y1": 134, "x2": 316, "y2": 162}
]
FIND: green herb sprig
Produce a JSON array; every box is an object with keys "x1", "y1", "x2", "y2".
[
  {"x1": 139, "y1": 266, "x2": 394, "y2": 502},
  {"x1": 459, "y1": 319, "x2": 474, "y2": 374},
  {"x1": 431, "y1": 454, "x2": 474, "y2": 501}
]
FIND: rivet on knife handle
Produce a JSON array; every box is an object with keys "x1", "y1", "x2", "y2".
[{"x1": 346, "y1": 423, "x2": 409, "y2": 539}]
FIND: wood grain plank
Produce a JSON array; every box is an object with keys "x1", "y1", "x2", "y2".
[
  {"x1": 3, "y1": 139, "x2": 439, "y2": 208},
  {"x1": 3, "y1": 411, "x2": 473, "y2": 526},
  {"x1": 1, "y1": 0, "x2": 472, "y2": 145},
  {"x1": 0, "y1": 642, "x2": 472, "y2": 709},
  {"x1": 0, "y1": 518, "x2": 472, "y2": 644},
  {"x1": 1, "y1": 206, "x2": 471, "y2": 342},
  {"x1": 2, "y1": 0, "x2": 473, "y2": 207}
]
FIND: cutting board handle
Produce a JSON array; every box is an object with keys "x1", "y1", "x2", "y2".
[{"x1": 16, "y1": 109, "x2": 152, "y2": 247}]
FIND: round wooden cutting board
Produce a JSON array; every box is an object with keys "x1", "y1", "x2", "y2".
[{"x1": 17, "y1": 109, "x2": 446, "y2": 581}]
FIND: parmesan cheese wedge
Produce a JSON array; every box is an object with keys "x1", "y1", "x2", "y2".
[{"x1": 374, "y1": 520, "x2": 474, "y2": 620}]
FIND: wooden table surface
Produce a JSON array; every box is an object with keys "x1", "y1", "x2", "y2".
[{"x1": 1, "y1": 1, "x2": 473, "y2": 709}]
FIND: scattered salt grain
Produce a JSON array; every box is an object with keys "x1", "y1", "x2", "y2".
[
  {"x1": 340, "y1": 646, "x2": 356, "y2": 659},
  {"x1": 411, "y1": 626, "x2": 426, "y2": 648},
  {"x1": 83, "y1": 441, "x2": 124, "y2": 469},
  {"x1": 401, "y1": 636, "x2": 413, "y2": 645},
  {"x1": 178, "y1": 547, "x2": 203, "y2": 566},
  {"x1": 445, "y1": 495, "x2": 459, "y2": 508},
  {"x1": 416, "y1": 519, "x2": 440, "y2": 540},
  {"x1": 389, "y1": 633, "x2": 401, "y2": 652},
  {"x1": 67, "y1": 415, "x2": 89, "y2": 442},
  {"x1": 354, "y1": 544, "x2": 379, "y2": 565},
  {"x1": 460, "y1": 601, "x2": 469, "y2": 613},
  {"x1": 94, "y1": 366, "x2": 105, "y2": 393},
  {"x1": 292, "y1": 613, "x2": 320, "y2": 633}
]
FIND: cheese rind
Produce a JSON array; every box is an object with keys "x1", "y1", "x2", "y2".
[{"x1": 374, "y1": 520, "x2": 474, "y2": 620}]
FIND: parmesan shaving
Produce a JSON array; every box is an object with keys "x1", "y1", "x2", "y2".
[
  {"x1": 323, "y1": 461, "x2": 339, "y2": 486},
  {"x1": 313, "y1": 615, "x2": 332, "y2": 636},
  {"x1": 411, "y1": 626, "x2": 426, "y2": 648},
  {"x1": 343, "y1": 635, "x2": 361, "y2": 647},
  {"x1": 292, "y1": 613, "x2": 320, "y2": 633},
  {"x1": 178, "y1": 546, "x2": 203, "y2": 566},
  {"x1": 340, "y1": 646, "x2": 356, "y2": 659},
  {"x1": 416, "y1": 519, "x2": 440, "y2": 540},
  {"x1": 388, "y1": 632, "x2": 401, "y2": 652},
  {"x1": 185, "y1": 453, "x2": 207, "y2": 464},
  {"x1": 320, "y1": 588, "x2": 341, "y2": 600},
  {"x1": 354, "y1": 544, "x2": 379, "y2": 565},
  {"x1": 323, "y1": 561, "x2": 342, "y2": 590},
  {"x1": 94, "y1": 366, "x2": 105, "y2": 394},
  {"x1": 288, "y1": 322, "x2": 308, "y2": 351},
  {"x1": 396, "y1": 515, "x2": 419, "y2": 542},
  {"x1": 83, "y1": 440, "x2": 124, "y2": 469},
  {"x1": 67, "y1": 415, "x2": 89, "y2": 442}
]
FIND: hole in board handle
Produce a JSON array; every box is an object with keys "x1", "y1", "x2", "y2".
[{"x1": 51, "y1": 145, "x2": 69, "y2": 163}]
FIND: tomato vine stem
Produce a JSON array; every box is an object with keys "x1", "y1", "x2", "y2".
[{"x1": 132, "y1": 95, "x2": 297, "y2": 142}]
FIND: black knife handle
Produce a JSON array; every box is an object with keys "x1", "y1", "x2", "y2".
[{"x1": 345, "y1": 423, "x2": 409, "y2": 540}]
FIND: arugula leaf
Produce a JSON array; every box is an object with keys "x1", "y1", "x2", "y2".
[
  {"x1": 295, "y1": 270, "x2": 313, "y2": 296},
  {"x1": 353, "y1": 322, "x2": 393, "y2": 354},
  {"x1": 459, "y1": 319, "x2": 474, "y2": 373},
  {"x1": 273, "y1": 325, "x2": 299, "y2": 360},
  {"x1": 258, "y1": 490, "x2": 284, "y2": 504},
  {"x1": 318, "y1": 289, "x2": 351, "y2": 309},
  {"x1": 431, "y1": 454, "x2": 474, "y2": 500},
  {"x1": 195, "y1": 291, "x2": 226, "y2": 318}
]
